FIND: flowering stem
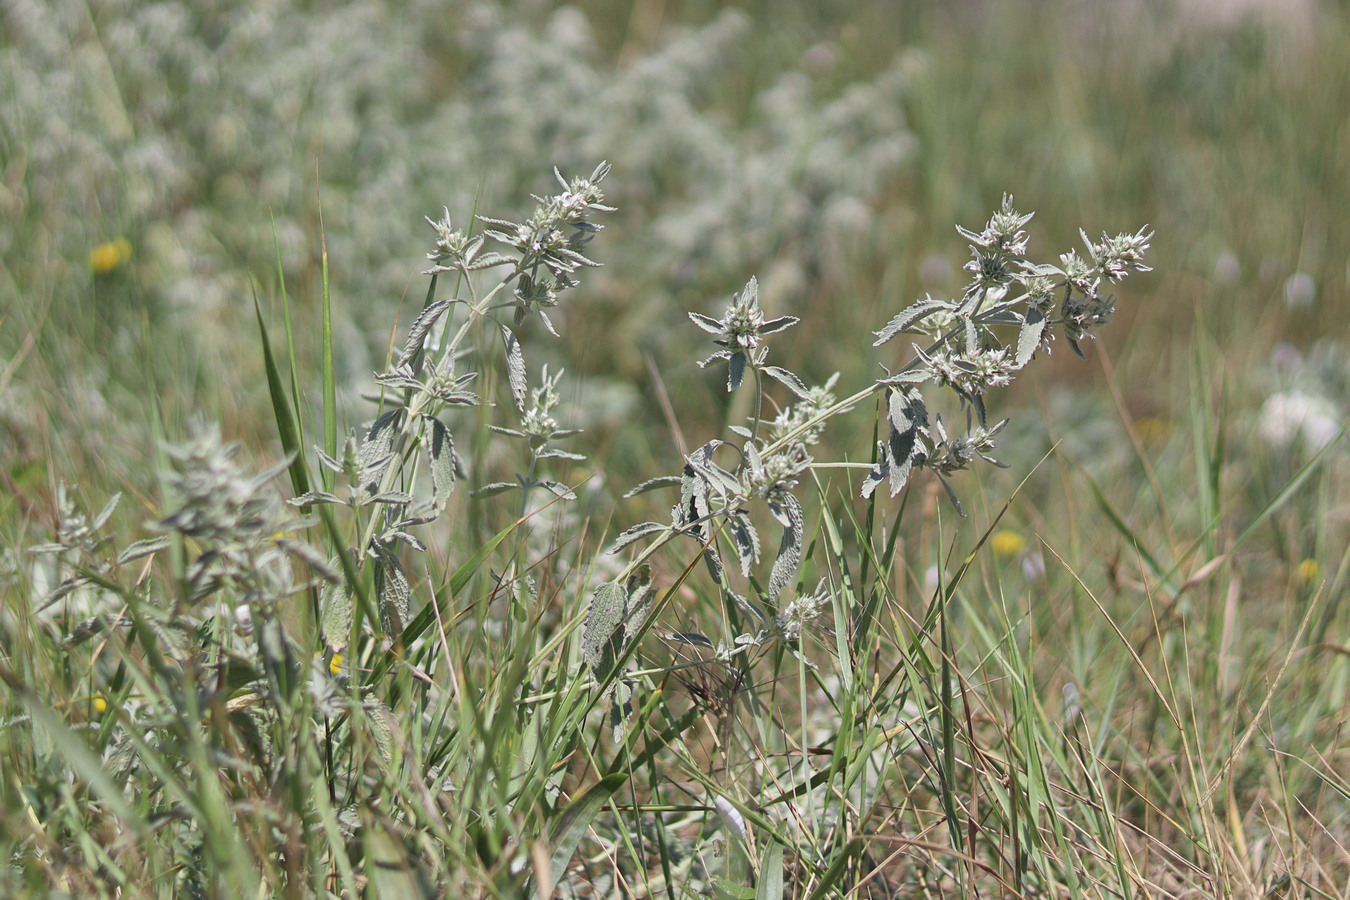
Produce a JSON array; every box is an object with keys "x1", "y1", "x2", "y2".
[{"x1": 355, "y1": 269, "x2": 521, "y2": 556}]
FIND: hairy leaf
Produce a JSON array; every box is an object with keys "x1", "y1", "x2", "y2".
[
  {"x1": 117, "y1": 536, "x2": 169, "y2": 565},
  {"x1": 373, "y1": 544, "x2": 410, "y2": 637},
  {"x1": 322, "y1": 574, "x2": 354, "y2": 652},
  {"x1": 1016, "y1": 303, "x2": 1048, "y2": 368},
  {"x1": 359, "y1": 409, "x2": 404, "y2": 496},
  {"x1": 582, "y1": 581, "x2": 628, "y2": 674},
  {"x1": 501, "y1": 324, "x2": 528, "y2": 412},
  {"x1": 728, "y1": 510, "x2": 761, "y2": 578},
  {"x1": 623, "y1": 475, "x2": 682, "y2": 498},
  {"x1": 763, "y1": 365, "x2": 810, "y2": 399},
  {"x1": 397, "y1": 299, "x2": 451, "y2": 366},
  {"x1": 422, "y1": 417, "x2": 455, "y2": 513},
  {"x1": 609, "y1": 521, "x2": 667, "y2": 555},
  {"x1": 767, "y1": 492, "x2": 803, "y2": 599},
  {"x1": 872, "y1": 296, "x2": 952, "y2": 346},
  {"x1": 727, "y1": 350, "x2": 747, "y2": 392},
  {"x1": 689, "y1": 311, "x2": 723, "y2": 333}
]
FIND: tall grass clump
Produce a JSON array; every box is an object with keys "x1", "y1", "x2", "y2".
[{"x1": 0, "y1": 160, "x2": 1162, "y2": 898}]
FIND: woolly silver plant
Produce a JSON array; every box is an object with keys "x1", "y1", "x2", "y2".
[{"x1": 594, "y1": 192, "x2": 1151, "y2": 739}]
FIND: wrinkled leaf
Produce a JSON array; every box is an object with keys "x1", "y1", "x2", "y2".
[
  {"x1": 424, "y1": 416, "x2": 456, "y2": 513},
  {"x1": 622, "y1": 566, "x2": 654, "y2": 648},
  {"x1": 861, "y1": 388, "x2": 930, "y2": 500},
  {"x1": 728, "y1": 510, "x2": 760, "y2": 578},
  {"x1": 876, "y1": 368, "x2": 930, "y2": 387},
  {"x1": 462, "y1": 251, "x2": 516, "y2": 271},
  {"x1": 92, "y1": 492, "x2": 121, "y2": 532},
  {"x1": 582, "y1": 581, "x2": 628, "y2": 673},
  {"x1": 1016, "y1": 303, "x2": 1048, "y2": 368},
  {"x1": 501, "y1": 324, "x2": 528, "y2": 412},
  {"x1": 609, "y1": 521, "x2": 667, "y2": 555},
  {"x1": 117, "y1": 536, "x2": 169, "y2": 564},
  {"x1": 373, "y1": 545, "x2": 410, "y2": 637},
  {"x1": 767, "y1": 492, "x2": 803, "y2": 599},
  {"x1": 963, "y1": 314, "x2": 980, "y2": 356},
  {"x1": 623, "y1": 475, "x2": 682, "y2": 499},
  {"x1": 363, "y1": 699, "x2": 400, "y2": 766},
  {"x1": 61, "y1": 614, "x2": 127, "y2": 647},
  {"x1": 727, "y1": 350, "x2": 747, "y2": 392},
  {"x1": 728, "y1": 590, "x2": 767, "y2": 627},
  {"x1": 762, "y1": 365, "x2": 810, "y2": 399},
  {"x1": 398, "y1": 299, "x2": 451, "y2": 366},
  {"x1": 470, "y1": 481, "x2": 518, "y2": 498},
  {"x1": 885, "y1": 387, "x2": 928, "y2": 496},
  {"x1": 872, "y1": 296, "x2": 952, "y2": 346},
  {"x1": 359, "y1": 409, "x2": 404, "y2": 495}
]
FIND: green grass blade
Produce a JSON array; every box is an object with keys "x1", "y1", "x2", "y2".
[
  {"x1": 804, "y1": 838, "x2": 861, "y2": 900},
  {"x1": 756, "y1": 842, "x2": 784, "y2": 900},
  {"x1": 252, "y1": 286, "x2": 311, "y2": 503},
  {"x1": 319, "y1": 204, "x2": 337, "y2": 462}
]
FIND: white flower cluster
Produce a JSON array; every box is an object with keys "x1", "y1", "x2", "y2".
[{"x1": 1256, "y1": 342, "x2": 1346, "y2": 456}]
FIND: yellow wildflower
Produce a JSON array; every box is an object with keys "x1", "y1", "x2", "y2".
[
  {"x1": 991, "y1": 529, "x2": 1026, "y2": 557},
  {"x1": 330, "y1": 653, "x2": 344, "y2": 675},
  {"x1": 93, "y1": 694, "x2": 108, "y2": 713},
  {"x1": 88, "y1": 238, "x2": 133, "y2": 275},
  {"x1": 1296, "y1": 559, "x2": 1318, "y2": 584},
  {"x1": 1133, "y1": 415, "x2": 1172, "y2": 446}
]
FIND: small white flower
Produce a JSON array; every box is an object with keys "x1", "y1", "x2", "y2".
[
  {"x1": 1258, "y1": 390, "x2": 1341, "y2": 452},
  {"x1": 1283, "y1": 272, "x2": 1316, "y2": 309},
  {"x1": 233, "y1": 603, "x2": 254, "y2": 635}
]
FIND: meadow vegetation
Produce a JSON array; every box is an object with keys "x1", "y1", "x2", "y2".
[{"x1": 2, "y1": 0, "x2": 1349, "y2": 897}]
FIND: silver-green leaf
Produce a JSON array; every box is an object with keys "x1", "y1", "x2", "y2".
[
  {"x1": 767, "y1": 492, "x2": 803, "y2": 600},
  {"x1": 1016, "y1": 304, "x2": 1047, "y2": 368},
  {"x1": 424, "y1": 416, "x2": 456, "y2": 513},
  {"x1": 501, "y1": 324, "x2": 528, "y2": 412}
]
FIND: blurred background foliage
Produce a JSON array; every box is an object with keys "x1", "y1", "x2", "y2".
[{"x1": 3, "y1": 0, "x2": 1346, "y2": 490}]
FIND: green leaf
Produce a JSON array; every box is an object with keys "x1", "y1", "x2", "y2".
[
  {"x1": 253, "y1": 290, "x2": 311, "y2": 503},
  {"x1": 608, "y1": 520, "x2": 667, "y2": 555},
  {"x1": 360, "y1": 809, "x2": 436, "y2": 899},
  {"x1": 767, "y1": 492, "x2": 803, "y2": 599},
  {"x1": 424, "y1": 416, "x2": 456, "y2": 512},
  {"x1": 728, "y1": 349, "x2": 747, "y2": 392},
  {"x1": 582, "y1": 581, "x2": 628, "y2": 674},
  {"x1": 872, "y1": 296, "x2": 952, "y2": 346},
  {"x1": 763, "y1": 365, "x2": 810, "y2": 399},
  {"x1": 756, "y1": 842, "x2": 784, "y2": 900},
  {"x1": 363, "y1": 698, "x2": 399, "y2": 766},
  {"x1": 373, "y1": 543, "x2": 411, "y2": 637},
  {"x1": 399, "y1": 299, "x2": 452, "y2": 367},
  {"x1": 116, "y1": 536, "x2": 169, "y2": 564},
  {"x1": 501, "y1": 323, "x2": 528, "y2": 412},
  {"x1": 1016, "y1": 303, "x2": 1047, "y2": 367},
  {"x1": 542, "y1": 772, "x2": 627, "y2": 900},
  {"x1": 728, "y1": 510, "x2": 761, "y2": 578},
  {"x1": 321, "y1": 573, "x2": 354, "y2": 653}
]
